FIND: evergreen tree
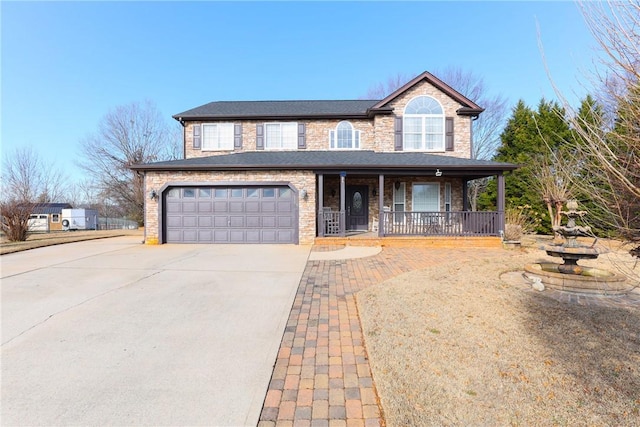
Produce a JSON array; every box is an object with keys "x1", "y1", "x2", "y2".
[
  {"x1": 478, "y1": 99, "x2": 573, "y2": 233},
  {"x1": 599, "y1": 82, "x2": 640, "y2": 242},
  {"x1": 569, "y1": 95, "x2": 612, "y2": 236}
]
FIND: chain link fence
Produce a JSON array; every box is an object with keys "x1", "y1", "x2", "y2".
[{"x1": 98, "y1": 218, "x2": 138, "y2": 230}]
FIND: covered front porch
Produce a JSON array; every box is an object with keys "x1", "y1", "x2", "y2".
[{"x1": 315, "y1": 170, "x2": 506, "y2": 239}]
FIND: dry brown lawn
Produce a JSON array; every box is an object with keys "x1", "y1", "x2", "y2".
[
  {"x1": 0, "y1": 229, "x2": 143, "y2": 255},
  {"x1": 357, "y1": 242, "x2": 640, "y2": 426}
]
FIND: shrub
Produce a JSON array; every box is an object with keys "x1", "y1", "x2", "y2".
[
  {"x1": 0, "y1": 201, "x2": 32, "y2": 242},
  {"x1": 504, "y1": 205, "x2": 541, "y2": 241}
]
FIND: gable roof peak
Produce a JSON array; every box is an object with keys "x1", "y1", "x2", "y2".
[{"x1": 371, "y1": 71, "x2": 484, "y2": 116}]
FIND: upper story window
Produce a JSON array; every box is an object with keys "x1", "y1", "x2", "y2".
[
  {"x1": 330, "y1": 121, "x2": 360, "y2": 149},
  {"x1": 202, "y1": 123, "x2": 234, "y2": 151},
  {"x1": 403, "y1": 96, "x2": 445, "y2": 151},
  {"x1": 265, "y1": 123, "x2": 298, "y2": 149}
]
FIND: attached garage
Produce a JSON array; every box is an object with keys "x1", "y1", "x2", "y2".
[{"x1": 163, "y1": 185, "x2": 297, "y2": 244}]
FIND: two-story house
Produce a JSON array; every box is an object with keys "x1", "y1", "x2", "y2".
[{"x1": 132, "y1": 71, "x2": 517, "y2": 245}]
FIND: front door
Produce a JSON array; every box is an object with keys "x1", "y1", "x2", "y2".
[{"x1": 346, "y1": 185, "x2": 368, "y2": 231}]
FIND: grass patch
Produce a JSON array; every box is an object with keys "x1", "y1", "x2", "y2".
[
  {"x1": 0, "y1": 229, "x2": 143, "y2": 255},
  {"x1": 357, "y1": 246, "x2": 640, "y2": 426}
]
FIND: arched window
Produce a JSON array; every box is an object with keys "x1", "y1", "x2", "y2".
[
  {"x1": 403, "y1": 96, "x2": 445, "y2": 151},
  {"x1": 330, "y1": 121, "x2": 360, "y2": 149}
]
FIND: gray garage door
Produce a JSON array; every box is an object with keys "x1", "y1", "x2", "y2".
[{"x1": 164, "y1": 186, "x2": 297, "y2": 243}]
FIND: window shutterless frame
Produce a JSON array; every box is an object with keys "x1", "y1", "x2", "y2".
[
  {"x1": 201, "y1": 123, "x2": 235, "y2": 151},
  {"x1": 264, "y1": 122, "x2": 298, "y2": 149},
  {"x1": 403, "y1": 96, "x2": 445, "y2": 152},
  {"x1": 412, "y1": 182, "x2": 440, "y2": 212},
  {"x1": 329, "y1": 121, "x2": 361, "y2": 149}
]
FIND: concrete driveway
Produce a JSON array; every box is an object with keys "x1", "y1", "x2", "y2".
[{"x1": 1, "y1": 236, "x2": 311, "y2": 426}]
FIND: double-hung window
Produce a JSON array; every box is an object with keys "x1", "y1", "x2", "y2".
[
  {"x1": 265, "y1": 123, "x2": 297, "y2": 149},
  {"x1": 393, "y1": 182, "x2": 406, "y2": 223},
  {"x1": 202, "y1": 123, "x2": 234, "y2": 151},
  {"x1": 330, "y1": 121, "x2": 360, "y2": 149},
  {"x1": 403, "y1": 96, "x2": 445, "y2": 151}
]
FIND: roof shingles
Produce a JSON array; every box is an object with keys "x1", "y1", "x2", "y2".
[
  {"x1": 132, "y1": 150, "x2": 517, "y2": 174},
  {"x1": 174, "y1": 100, "x2": 380, "y2": 120}
]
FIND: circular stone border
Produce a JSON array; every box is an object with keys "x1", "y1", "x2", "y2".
[{"x1": 524, "y1": 262, "x2": 629, "y2": 295}]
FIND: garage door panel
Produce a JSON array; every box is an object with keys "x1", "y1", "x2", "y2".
[
  {"x1": 198, "y1": 202, "x2": 212, "y2": 213},
  {"x1": 246, "y1": 216, "x2": 260, "y2": 227},
  {"x1": 261, "y1": 230, "x2": 277, "y2": 243},
  {"x1": 277, "y1": 202, "x2": 293, "y2": 213},
  {"x1": 246, "y1": 201, "x2": 260, "y2": 213},
  {"x1": 229, "y1": 216, "x2": 245, "y2": 227},
  {"x1": 214, "y1": 216, "x2": 228, "y2": 227},
  {"x1": 165, "y1": 186, "x2": 296, "y2": 244},
  {"x1": 214, "y1": 230, "x2": 229, "y2": 242},
  {"x1": 213, "y1": 202, "x2": 228, "y2": 212},
  {"x1": 166, "y1": 216, "x2": 182, "y2": 227},
  {"x1": 183, "y1": 230, "x2": 197, "y2": 241},
  {"x1": 182, "y1": 202, "x2": 197, "y2": 213},
  {"x1": 262, "y1": 202, "x2": 276, "y2": 213},
  {"x1": 198, "y1": 230, "x2": 213, "y2": 241},
  {"x1": 166, "y1": 230, "x2": 182, "y2": 241},
  {"x1": 278, "y1": 216, "x2": 293, "y2": 227},
  {"x1": 183, "y1": 216, "x2": 197, "y2": 227},
  {"x1": 198, "y1": 217, "x2": 212, "y2": 227},
  {"x1": 229, "y1": 202, "x2": 244, "y2": 213},
  {"x1": 246, "y1": 230, "x2": 260, "y2": 242},
  {"x1": 230, "y1": 230, "x2": 245, "y2": 242},
  {"x1": 278, "y1": 230, "x2": 294, "y2": 242},
  {"x1": 166, "y1": 202, "x2": 182, "y2": 213}
]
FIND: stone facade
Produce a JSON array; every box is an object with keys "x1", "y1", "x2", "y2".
[
  {"x1": 382, "y1": 82, "x2": 473, "y2": 158},
  {"x1": 147, "y1": 77, "x2": 481, "y2": 245},
  {"x1": 183, "y1": 80, "x2": 472, "y2": 160}
]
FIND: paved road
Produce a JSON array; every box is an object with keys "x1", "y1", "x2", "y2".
[{"x1": 1, "y1": 237, "x2": 311, "y2": 426}]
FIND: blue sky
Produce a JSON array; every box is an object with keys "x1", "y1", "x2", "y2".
[{"x1": 2, "y1": 1, "x2": 598, "y2": 183}]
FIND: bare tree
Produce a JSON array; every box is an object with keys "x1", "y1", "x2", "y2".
[
  {"x1": 0, "y1": 146, "x2": 68, "y2": 241},
  {"x1": 434, "y1": 67, "x2": 509, "y2": 162},
  {"x1": 434, "y1": 67, "x2": 509, "y2": 210},
  {"x1": 546, "y1": 2, "x2": 639, "y2": 262},
  {"x1": 78, "y1": 100, "x2": 179, "y2": 226},
  {"x1": 66, "y1": 178, "x2": 101, "y2": 209},
  {"x1": 363, "y1": 68, "x2": 508, "y2": 210},
  {"x1": 363, "y1": 72, "x2": 414, "y2": 99},
  {"x1": 530, "y1": 149, "x2": 577, "y2": 242},
  {"x1": 1, "y1": 146, "x2": 68, "y2": 203}
]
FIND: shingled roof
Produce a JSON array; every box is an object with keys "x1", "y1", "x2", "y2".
[
  {"x1": 173, "y1": 100, "x2": 382, "y2": 121},
  {"x1": 20, "y1": 203, "x2": 72, "y2": 214},
  {"x1": 173, "y1": 71, "x2": 484, "y2": 121},
  {"x1": 132, "y1": 151, "x2": 517, "y2": 177},
  {"x1": 372, "y1": 71, "x2": 484, "y2": 116}
]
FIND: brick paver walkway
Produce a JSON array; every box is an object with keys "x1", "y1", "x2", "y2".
[
  {"x1": 258, "y1": 246, "x2": 639, "y2": 427},
  {"x1": 258, "y1": 247, "x2": 487, "y2": 427}
]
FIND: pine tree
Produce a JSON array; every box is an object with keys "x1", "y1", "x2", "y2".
[{"x1": 478, "y1": 99, "x2": 573, "y2": 233}]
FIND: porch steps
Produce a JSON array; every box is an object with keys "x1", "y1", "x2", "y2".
[{"x1": 314, "y1": 235, "x2": 503, "y2": 249}]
